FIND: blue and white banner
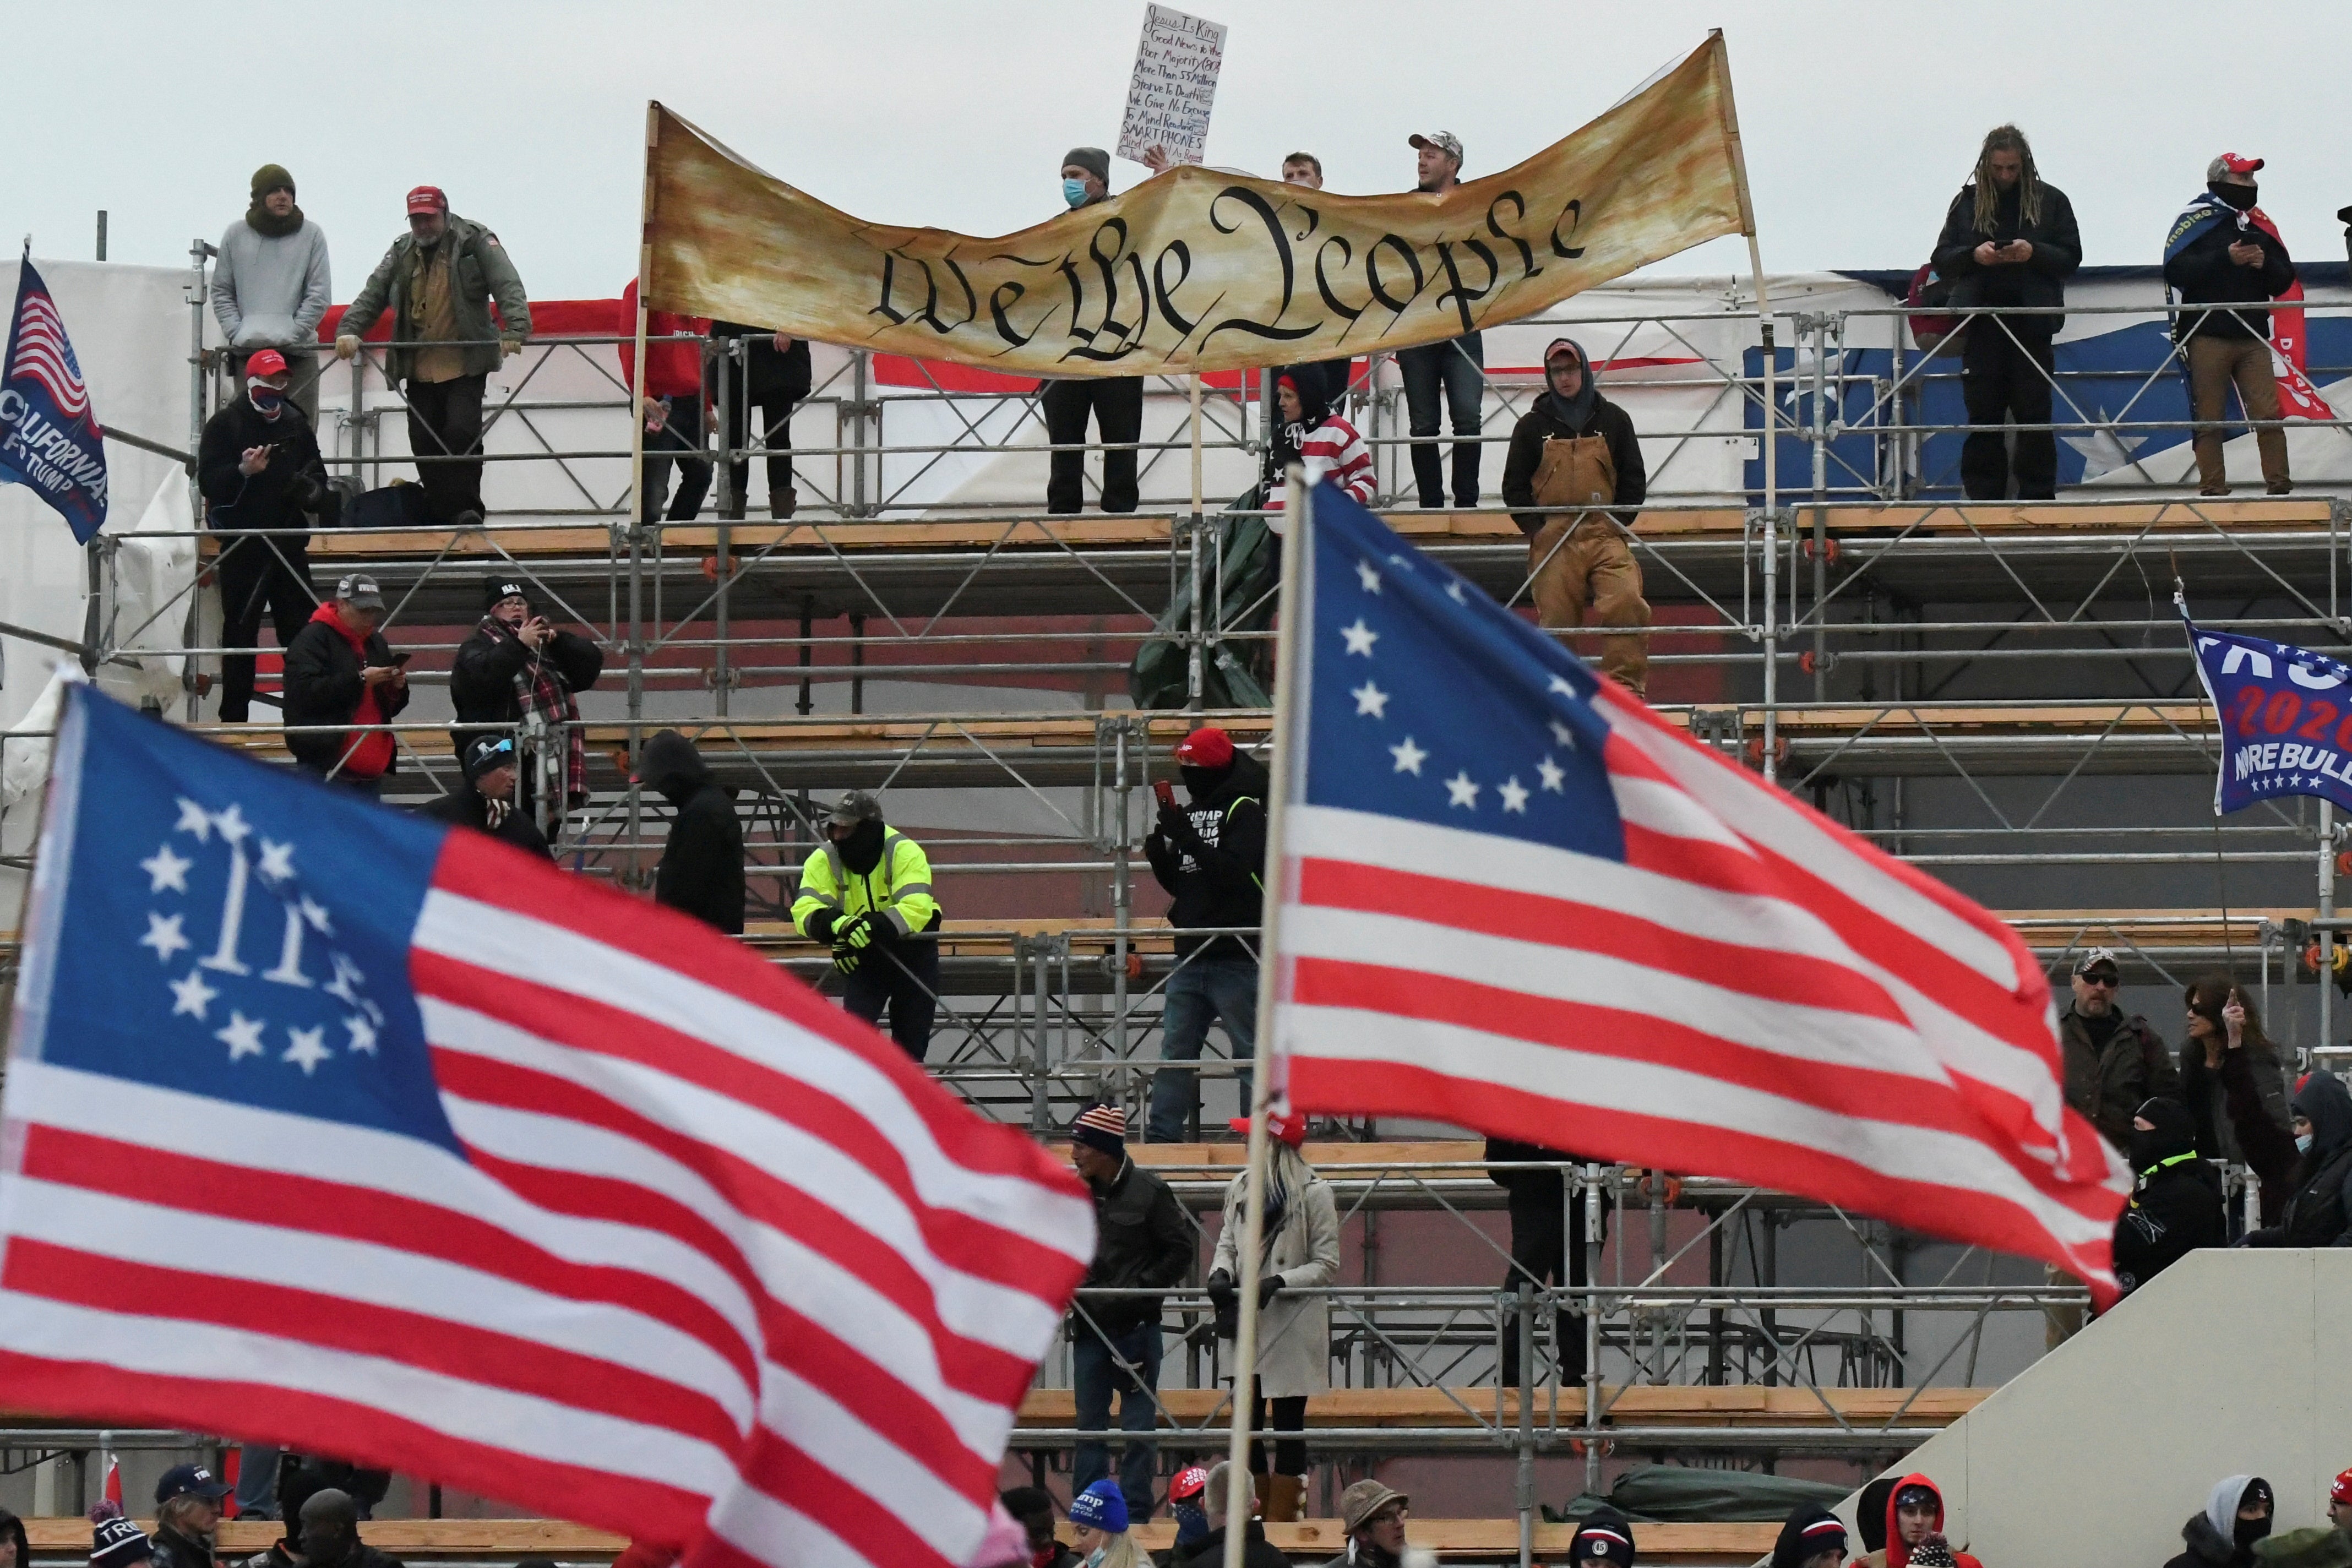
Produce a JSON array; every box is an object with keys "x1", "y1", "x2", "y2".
[
  {"x1": 2183, "y1": 595, "x2": 2352, "y2": 815},
  {"x1": 0, "y1": 258, "x2": 108, "y2": 542}
]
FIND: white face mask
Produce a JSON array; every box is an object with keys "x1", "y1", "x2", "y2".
[
  {"x1": 2298, "y1": 1133, "x2": 2316, "y2": 1155},
  {"x1": 1083, "y1": 1551, "x2": 1106, "y2": 1568}
]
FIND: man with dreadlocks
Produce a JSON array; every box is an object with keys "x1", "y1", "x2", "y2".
[{"x1": 1931, "y1": 125, "x2": 2082, "y2": 501}]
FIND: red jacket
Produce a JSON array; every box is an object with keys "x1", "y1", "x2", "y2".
[
  {"x1": 1863, "y1": 1474, "x2": 1984, "y2": 1568},
  {"x1": 617, "y1": 279, "x2": 709, "y2": 399}
]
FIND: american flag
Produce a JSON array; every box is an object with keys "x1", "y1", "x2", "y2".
[
  {"x1": 1, "y1": 689, "x2": 1094, "y2": 1568},
  {"x1": 1268, "y1": 483, "x2": 2130, "y2": 1298},
  {"x1": 10, "y1": 284, "x2": 91, "y2": 420},
  {"x1": 2, "y1": 258, "x2": 109, "y2": 541}
]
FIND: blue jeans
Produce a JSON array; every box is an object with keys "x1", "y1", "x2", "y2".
[
  {"x1": 233, "y1": 1444, "x2": 281, "y2": 1517},
  {"x1": 1148, "y1": 951, "x2": 1259, "y2": 1143},
  {"x1": 1072, "y1": 1319, "x2": 1163, "y2": 1522},
  {"x1": 1398, "y1": 333, "x2": 1486, "y2": 506}
]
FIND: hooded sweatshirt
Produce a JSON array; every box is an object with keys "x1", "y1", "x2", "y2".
[
  {"x1": 212, "y1": 213, "x2": 333, "y2": 351},
  {"x1": 1770, "y1": 1504, "x2": 1849, "y2": 1568},
  {"x1": 2244, "y1": 1072, "x2": 2352, "y2": 1248},
  {"x1": 1145, "y1": 750, "x2": 1270, "y2": 960},
  {"x1": 1266, "y1": 364, "x2": 1374, "y2": 509},
  {"x1": 635, "y1": 729, "x2": 745, "y2": 934},
  {"x1": 2113, "y1": 1095, "x2": 2226, "y2": 1293},
  {"x1": 1860, "y1": 1474, "x2": 1981, "y2": 1568},
  {"x1": 2164, "y1": 1476, "x2": 2273, "y2": 1568},
  {"x1": 1500, "y1": 340, "x2": 1647, "y2": 533}
]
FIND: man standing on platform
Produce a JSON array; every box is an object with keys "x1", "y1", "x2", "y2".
[
  {"x1": 1931, "y1": 126, "x2": 2081, "y2": 500},
  {"x1": 421, "y1": 735, "x2": 553, "y2": 860},
  {"x1": 633, "y1": 730, "x2": 745, "y2": 935},
  {"x1": 2164, "y1": 153, "x2": 2298, "y2": 496},
  {"x1": 211, "y1": 165, "x2": 332, "y2": 424},
  {"x1": 1068, "y1": 1103, "x2": 1191, "y2": 1525},
  {"x1": 336, "y1": 186, "x2": 531, "y2": 526},
  {"x1": 1145, "y1": 726, "x2": 1268, "y2": 1142},
  {"x1": 1501, "y1": 338, "x2": 1651, "y2": 696},
  {"x1": 620, "y1": 279, "x2": 713, "y2": 524},
  {"x1": 282, "y1": 574, "x2": 407, "y2": 797},
  {"x1": 707, "y1": 319, "x2": 810, "y2": 520},
  {"x1": 1399, "y1": 132, "x2": 1485, "y2": 509},
  {"x1": 1043, "y1": 147, "x2": 1145, "y2": 516},
  {"x1": 451, "y1": 574, "x2": 602, "y2": 814},
  {"x1": 792, "y1": 790, "x2": 944, "y2": 1061},
  {"x1": 198, "y1": 348, "x2": 325, "y2": 723}
]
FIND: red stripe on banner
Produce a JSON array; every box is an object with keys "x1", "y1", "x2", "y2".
[
  {"x1": 0, "y1": 1347, "x2": 712, "y2": 1550},
  {"x1": 425, "y1": 837, "x2": 1080, "y2": 1191},
  {"x1": 1284, "y1": 1053, "x2": 2117, "y2": 1279},
  {"x1": 1294, "y1": 857, "x2": 1915, "y2": 1028},
  {"x1": 455, "y1": 1107, "x2": 1009, "y2": 1494},
  {"x1": 1287, "y1": 955, "x2": 1975, "y2": 1135},
  {"x1": 2, "y1": 1238, "x2": 745, "y2": 1456},
  {"x1": 19, "y1": 1125, "x2": 760, "y2": 1390},
  {"x1": 428, "y1": 1043, "x2": 1043, "y2": 1409},
  {"x1": 411, "y1": 933, "x2": 1080, "y2": 1301}
]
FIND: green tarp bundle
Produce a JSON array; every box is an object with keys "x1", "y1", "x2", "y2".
[
  {"x1": 1544, "y1": 1464, "x2": 1852, "y2": 1525},
  {"x1": 1127, "y1": 490, "x2": 1279, "y2": 711}
]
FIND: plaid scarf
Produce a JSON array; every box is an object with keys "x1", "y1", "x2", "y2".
[{"x1": 478, "y1": 615, "x2": 586, "y2": 806}]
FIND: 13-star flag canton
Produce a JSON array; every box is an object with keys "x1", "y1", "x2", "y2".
[
  {"x1": 1, "y1": 259, "x2": 109, "y2": 542},
  {"x1": 1, "y1": 689, "x2": 1093, "y2": 1568},
  {"x1": 2182, "y1": 596, "x2": 2352, "y2": 816},
  {"x1": 1272, "y1": 482, "x2": 2130, "y2": 1301}
]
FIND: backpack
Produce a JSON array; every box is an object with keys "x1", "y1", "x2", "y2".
[{"x1": 1907, "y1": 262, "x2": 1962, "y2": 356}]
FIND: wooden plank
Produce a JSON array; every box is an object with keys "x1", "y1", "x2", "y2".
[
  {"x1": 1012, "y1": 1385, "x2": 1988, "y2": 1429},
  {"x1": 26, "y1": 1520, "x2": 626, "y2": 1555}
]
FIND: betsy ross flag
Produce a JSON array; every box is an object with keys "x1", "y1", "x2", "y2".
[
  {"x1": 1, "y1": 689, "x2": 1092, "y2": 1568},
  {"x1": 0, "y1": 257, "x2": 109, "y2": 541},
  {"x1": 1268, "y1": 483, "x2": 2130, "y2": 1299}
]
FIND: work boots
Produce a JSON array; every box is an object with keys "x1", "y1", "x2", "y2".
[{"x1": 1262, "y1": 1472, "x2": 1305, "y2": 1522}]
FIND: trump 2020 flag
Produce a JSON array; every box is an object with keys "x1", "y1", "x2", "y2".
[
  {"x1": 1, "y1": 689, "x2": 1092, "y2": 1568},
  {"x1": 0, "y1": 259, "x2": 109, "y2": 541},
  {"x1": 2182, "y1": 594, "x2": 2352, "y2": 815},
  {"x1": 1268, "y1": 481, "x2": 2130, "y2": 1300}
]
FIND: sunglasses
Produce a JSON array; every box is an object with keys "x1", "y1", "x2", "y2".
[{"x1": 2079, "y1": 971, "x2": 2119, "y2": 987}]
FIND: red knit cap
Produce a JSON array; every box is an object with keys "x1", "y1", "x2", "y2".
[
  {"x1": 1175, "y1": 726, "x2": 1234, "y2": 767},
  {"x1": 2333, "y1": 1467, "x2": 2352, "y2": 1506}
]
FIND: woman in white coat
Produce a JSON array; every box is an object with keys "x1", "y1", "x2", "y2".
[{"x1": 1206, "y1": 1110, "x2": 1341, "y2": 1524}]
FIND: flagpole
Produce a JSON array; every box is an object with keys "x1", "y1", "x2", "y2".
[
  {"x1": 1711, "y1": 28, "x2": 1778, "y2": 783},
  {"x1": 1222, "y1": 465, "x2": 1309, "y2": 1568}
]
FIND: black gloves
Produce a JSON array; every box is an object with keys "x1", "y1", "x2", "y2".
[
  {"x1": 1205, "y1": 1269, "x2": 1235, "y2": 1306},
  {"x1": 805, "y1": 910, "x2": 840, "y2": 944},
  {"x1": 1258, "y1": 1273, "x2": 1284, "y2": 1309},
  {"x1": 1156, "y1": 799, "x2": 1196, "y2": 844}
]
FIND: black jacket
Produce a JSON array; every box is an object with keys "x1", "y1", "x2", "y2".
[
  {"x1": 1172, "y1": 1522, "x2": 1289, "y2": 1568},
  {"x1": 2164, "y1": 1510, "x2": 2256, "y2": 1568},
  {"x1": 150, "y1": 1527, "x2": 217, "y2": 1568},
  {"x1": 420, "y1": 785, "x2": 553, "y2": 859},
  {"x1": 1930, "y1": 181, "x2": 2083, "y2": 328},
  {"x1": 2245, "y1": 1072, "x2": 2352, "y2": 1249},
  {"x1": 1077, "y1": 1156, "x2": 1194, "y2": 1334},
  {"x1": 283, "y1": 611, "x2": 410, "y2": 775},
  {"x1": 707, "y1": 322, "x2": 813, "y2": 404},
  {"x1": 2110, "y1": 1101, "x2": 2225, "y2": 1294},
  {"x1": 1500, "y1": 391, "x2": 1647, "y2": 534},
  {"x1": 1146, "y1": 754, "x2": 1268, "y2": 961},
  {"x1": 198, "y1": 394, "x2": 326, "y2": 542},
  {"x1": 2164, "y1": 205, "x2": 2296, "y2": 342},
  {"x1": 449, "y1": 618, "x2": 603, "y2": 731},
  {"x1": 636, "y1": 730, "x2": 745, "y2": 934}
]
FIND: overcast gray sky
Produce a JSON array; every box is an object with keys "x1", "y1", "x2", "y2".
[{"x1": 19, "y1": 0, "x2": 2352, "y2": 299}]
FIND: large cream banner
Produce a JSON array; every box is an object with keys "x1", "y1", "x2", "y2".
[{"x1": 644, "y1": 33, "x2": 1752, "y2": 379}]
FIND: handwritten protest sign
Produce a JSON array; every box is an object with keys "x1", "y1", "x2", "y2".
[{"x1": 1114, "y1": 4, "x2": 1226, "y2": 167}]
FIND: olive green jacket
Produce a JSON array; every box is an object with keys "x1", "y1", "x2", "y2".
[{"x1": 341, "y1": 214, "x2": 531, "y2": 384}]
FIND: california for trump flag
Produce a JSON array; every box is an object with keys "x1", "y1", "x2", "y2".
[{"x1": 0, "y1": 258, "x2": 109, "y2": 541}]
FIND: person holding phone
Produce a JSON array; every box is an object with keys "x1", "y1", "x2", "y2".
[
  {"x1": 1142, "y1": 726, "x2": 1268, "y2": 1142},
  {"x1": 197, "y1": 347, "x2": 328, "y2": 723},
  {"x1": 282, "y1": 574, "x2": 407, "y2": 798},
  {"x1": 1930, "y1": 125, "x2": 2081, "y2": 500},
  {"x1": 451, "y1": 574, "x2": 603, "y2": 816}
]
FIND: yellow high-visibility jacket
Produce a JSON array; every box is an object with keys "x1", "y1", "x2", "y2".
[{"x1": 791, "y1": 830, "x2": 940, "y2": 940}]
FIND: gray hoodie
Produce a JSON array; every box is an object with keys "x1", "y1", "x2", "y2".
[{"x1": 211, "y1": 218, "x2": 332, "y2": 351}]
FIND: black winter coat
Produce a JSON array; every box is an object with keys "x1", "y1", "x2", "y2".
[
  {"x1": 282, "y1": 613, "x2": 410, "y2": 774},
  {"x1": 2164, "y1": 208, "x2": 2296, "y2": 342},
  {"x1": 707, "y1": 322, "x2": 814, "y2": 403},
  {"x1": 1077, "y1": 1157, "x2": 1194, "y2": 1335},
  {"x1": 1172, "y1": 1522, "x2": 1289, "y2": 1568},
  {"x1": 1930, "y1": 181, "x2": 2083, "y2": 328},
  {"x1": 2111, "y1": 1156, "x2": 2225, "y2": 1294},
  {"x1": 150, "y1": 1527, "x2": 218, "y2": 1568},
  {"x1": 1500, "y1": 392, "x2": 1647, "y2": 533},
  {"x1": 449, "y1": 619, "x2": 603, "y2": 731},
  {"x1": 198, "y1": 394, "x2": 326, "y2": 542},
  {"x1": 420, "y1": 785, "x2": 553, "y2": 859},
  {"x1": 2163, "y1": 1510, "x2": 2255, "y2": 1568},
  {"x1": 2245, "y1": 1072, "x2": 2352, "y2": 1248},
  {"x1": 636, "y1": 731, "x2": 744, "y2": 934},
  {"x1": 1146, "y1": 754, "x2": 1268, "y2": 961}
]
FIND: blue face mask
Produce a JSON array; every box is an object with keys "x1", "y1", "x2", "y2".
[
  {"x1": 1064, "y1": 178, "x2": 1091, "y2": 209},
  {"x1": 2299, "y1": 1133, "x2": 2316, "y2": 1155},
  {"x1": 247, "y1": 379, "x2": 285, "y2": 416}
]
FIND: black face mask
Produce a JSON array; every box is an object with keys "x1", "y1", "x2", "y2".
[
  {"x1": 2210, "y1": 181, "x2": 2259, "y2": 211},
  {"x1": 1180, "y1": 764, "x2": 1228, "y2": 801},
  {"x1": 2235, "y1": 1514, "x2": 2272, "y2": 1549},
  {"x1": 835, "y1": 817, "x2": 886, "y2": 875}
]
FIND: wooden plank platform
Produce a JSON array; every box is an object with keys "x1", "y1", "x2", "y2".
[
  {"x1": 1012, "y1": 1385, "x2": 1988, "y2": 1431},
  {"x1": 16, "y1": 1516, "x2": 1780, "y2": 1565}
]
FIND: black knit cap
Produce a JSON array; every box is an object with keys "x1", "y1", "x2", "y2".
[{"x1": 485, "y1": 574, "x2": 530, "y2": 609}]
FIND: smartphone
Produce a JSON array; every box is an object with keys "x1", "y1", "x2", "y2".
[
  {"x1": 1152, "y1": 780, "x2": 1176, "y2": 808},
  {"x1": 390, "y1": 651, "x2": 412, "y2": 667}
]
